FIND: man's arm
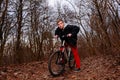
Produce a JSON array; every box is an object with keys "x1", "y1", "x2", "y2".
[
  {"x1": 71, "y1": 25, "x2": 80, "y2": 36},
  {"x1": 55, "y1": 28, "x2": 59, "y2": 38}
]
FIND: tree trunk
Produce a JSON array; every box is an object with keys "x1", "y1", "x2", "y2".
[{"x1": 15, "y1": 0, "x2": 23, "y2": 64}]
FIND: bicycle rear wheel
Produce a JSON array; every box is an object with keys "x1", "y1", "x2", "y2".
[
  {"x1": 68, "y1": 51, "x2": 75, "y2": 69},
  {"x1": 48, "y1": 51, "x2": 65, "y2": 76}
]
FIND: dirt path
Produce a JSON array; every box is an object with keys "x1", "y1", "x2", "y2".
[{"x1": 0, "y1": 54, "x2": 120, "y2": 80}]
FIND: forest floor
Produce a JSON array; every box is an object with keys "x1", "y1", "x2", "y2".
[{"x1": 0, "y1": 54, "x2": 120, "y2": 80}]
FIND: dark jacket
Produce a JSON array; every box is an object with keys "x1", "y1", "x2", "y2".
[{"x1": 55, "y1": 25, "x2": 80, "y2": 46}]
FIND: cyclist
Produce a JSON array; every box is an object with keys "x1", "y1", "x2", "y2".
[{"x1": 54, "y1": 19, "x2": 81, "y2": 72}]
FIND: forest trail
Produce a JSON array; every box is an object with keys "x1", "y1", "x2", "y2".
[{"x1": 0, "y1": 54, "x2": 120, "y2": 80}]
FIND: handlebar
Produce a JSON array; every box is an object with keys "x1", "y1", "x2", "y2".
[{"x1": 53, "y1": 35, "x2": 67, "y2": 46}]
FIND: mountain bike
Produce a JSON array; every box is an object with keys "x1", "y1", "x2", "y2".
[{"x1": 48, "y1": 36, "x2": 75, "y2": 76}]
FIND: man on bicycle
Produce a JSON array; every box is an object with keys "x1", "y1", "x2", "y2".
[{"x1": 54, "y1": 19, "x2": 81, "y2": 72}]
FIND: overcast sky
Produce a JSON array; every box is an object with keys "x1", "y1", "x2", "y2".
[
  {"x1": 48, "y1": 0, "x2": 56, "y2": 7},
  {"x1": 48, "y1": 0, "x2": 76, "y2": 10}
]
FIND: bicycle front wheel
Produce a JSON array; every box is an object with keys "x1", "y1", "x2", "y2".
[{"x1": 48, "y1": 51, "x2": 65, "y2": 76}]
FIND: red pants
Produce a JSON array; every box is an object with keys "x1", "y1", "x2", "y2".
[{"x1": 70, "y1": 46, "x2": 81, "y2": 68}]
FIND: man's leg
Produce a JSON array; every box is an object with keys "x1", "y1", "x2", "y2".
[{"x1": 71, "y1": 46, "x2": 81, "y2": 69}]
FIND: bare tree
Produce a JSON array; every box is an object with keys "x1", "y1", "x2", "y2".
[
  {"x1": 14, "y1": 0, "x2": 23, "y2": 63},
  {"x1": 74, "y1": 0, "x2": 120, "y2": 56},
  {"x1": 27, "y1": 0, "x2": 54, "y2": 61},
  {"x1": 107, "y1": 0, "x2": 120, "y2": 52},
  {"x1": 0, "y1": 0, "x2": 9, "y2": 65}
]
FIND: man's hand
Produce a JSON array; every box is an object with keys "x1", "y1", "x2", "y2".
[
  {"x1": 54, "y1": 35, "x2": 58, "y2": 38},
  {"x1": 67, "y1": 33, "x2": 72, "y2": 37}
]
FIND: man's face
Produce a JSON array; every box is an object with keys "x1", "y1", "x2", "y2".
[{"x1": 57, "y1": 21, "x2": 64, "y2": 29}]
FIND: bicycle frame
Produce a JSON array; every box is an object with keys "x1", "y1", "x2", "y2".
[
  {"x1": 48, "y1": 38, "x2": 75, "y2": 76},
  {"x1": 60, "y1": 40, "x2": 71, "y2": 61}
]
